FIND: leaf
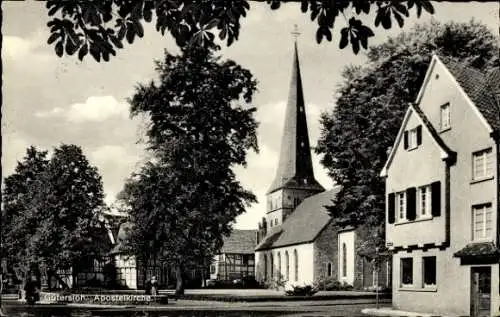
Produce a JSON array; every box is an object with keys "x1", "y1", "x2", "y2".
[
  {"x1": 270, "y1": 1, "x2": 280, "y2": 10},
  {"x1": 315, "y1": 28, "x2": 323, "y2": 44},
  {"x1": 89, "y1": 43, "x2": 101, "y2": 62},
  {"x1": 65, "y1": 37, "x2": 78, "y2": 55},
  {"x1": 393, "y1": 3, "x2": 409, "y2": 17},
  {"x1": 301, "y1": 0, "x2": 308, "y2": 13},
  {"x1": 339, "y1": 28, "x2": 349, "y2": 49},
  {"x1": 78, "y1": 43, "x2": 88, "y2": 61},
  {"x1": 420, "y1": 0, "x2": 435, "y2": 14},
  {"x1": 392, "y1": 10, "x2": 404, "y2": 28},
  {"x1": 324, "y1": 28, "x2": 332, "y2": 42},
  {"x1": 110, "y1": 35, "x2": 124, "y2": 49},
  {"x1": 204, "y1": 18, "x2": 219, "y2": 30},
  {"x1": 134, "y1": 20, "x2": 144, "y2": 38},
  {"x1": 47, "y1": 32, "x2": 60, "y2": 45},
  {"x1": 55, "y1": 41, "x2": 64, "y2": 57},
  {"x1": 126, "y1": 23, "x2": 136, "y2": 44},
  {"x1": 351, "y1": 33, "x2": 360, "y2": 54},
  {"x1": 381, "y1": 12, "x2": 392, "y2": 29}
]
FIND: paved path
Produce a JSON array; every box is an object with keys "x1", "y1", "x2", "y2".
[{"x1": 2, "y1": 299, "x2": 392, "y2": 317}]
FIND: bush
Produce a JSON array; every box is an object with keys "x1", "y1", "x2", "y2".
[
  {"x1": 285, "y1": 284, "x2": 317, "y2": 296},
  {"x1": 314, "y1": 277, "x2": 353, "y2": 291}
]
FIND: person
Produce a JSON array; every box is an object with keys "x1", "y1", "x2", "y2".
[
  {"x1": 151, "y1": 276, "x2": 158, "y2": 296},
  {"x1": 24, "y1": 274, "x2": 39, "y2": 304},
  {"x1": 144, "y1": 278, "x2": 152, "y2": 295}
]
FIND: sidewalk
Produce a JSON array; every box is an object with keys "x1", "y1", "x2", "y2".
[{"x1": 362, "y1": 307, "x2": 454, "y2": 317}]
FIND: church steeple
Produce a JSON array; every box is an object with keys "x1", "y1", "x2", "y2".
[{"x1": 267, "y1": 36, "x2": 324, "y2": 195}]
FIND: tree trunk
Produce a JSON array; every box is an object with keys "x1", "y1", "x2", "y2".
[
  {"x1": 175, "y1": 264, "x2": 184, "y2": 296},
  {"x1": 51, "y1": 271, "x2": 70, "y2": 289}
]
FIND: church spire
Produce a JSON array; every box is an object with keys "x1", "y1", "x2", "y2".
[{"x1": 267, "y1": 32, "x2": 324, "y2": 194}]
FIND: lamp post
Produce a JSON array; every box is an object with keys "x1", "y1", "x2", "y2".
[{"x1": 375, "y1": 247, "x2": 380, "y2": 309}]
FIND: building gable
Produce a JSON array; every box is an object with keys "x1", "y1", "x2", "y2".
[
  {"x1": 415, "y1": 55, "x2": 496, "y2": 134},
  {"x1": 381, "y1": 103, "x2": 454, "y2": 177}
]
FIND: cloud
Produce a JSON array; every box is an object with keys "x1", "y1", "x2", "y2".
[
  {"x1": 88, "y1": 144, "x2": 144, "y2": 205},
  {"x1": 1, "y1": 132, "x2": 31, "y2": 176},
  {"x1": 3, "y1": 36, "x2": 33, "y2": 59},
  {"x1": 35, "y1": 96, "x2": 130, "y2": 123}
]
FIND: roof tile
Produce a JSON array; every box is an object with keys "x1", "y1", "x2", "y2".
[
  {"x1": 441, "y1": 58, "x2": 500, "y2": 131},
  {"x1": 256, "y1": 188, "x2": 340, "y2": 251}
]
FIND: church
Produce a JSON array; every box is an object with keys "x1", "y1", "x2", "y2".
[{"x1": 254, "y1": 40, "x2": 390, "y2": 291}]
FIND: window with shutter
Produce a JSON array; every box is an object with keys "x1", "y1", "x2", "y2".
[
  {"x1": 396, "y1": 191, "x2": 406, "y2": 222},
  {"x1": 406, "y1": 187, "x2": 417, "y2": 221},
  {"x1": 403, "y1": 131, "x2": 409, "y2": 150},
  {"x1": 405, "y1": 126, "x2": 422, "y2": 150},
  {"x1": 418, "y1": 185, "x2": 432, "y2": 218},
  {"x1": 416, "y1": 126, "x2": 422, "y2": 145},
  {"x1": 431, "y1": 182, "x2": 441, "y2": 217},
  {"x1": 388, "y1": 193, "x2": 395, "y2": 224}
]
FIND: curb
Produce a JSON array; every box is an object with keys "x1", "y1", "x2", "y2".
[
  {"x1": 361, "y1": 308, "x2": 455, "y2": 317},
  {"x1": 171, "y1": 293, "x2": 392, "y2": 302}
]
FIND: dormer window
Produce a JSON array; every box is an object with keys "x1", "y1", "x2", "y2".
[
  {"x1": 440, "y1": 103, "x2": 451, "y2": 131},
  {"x1": 404, "y1": 126, "x2": 422, "y2": 150}
]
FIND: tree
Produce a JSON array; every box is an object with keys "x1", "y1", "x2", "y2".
[
  {"x1": 44, "y1": 0, "x2": 436, "y2": 62},
  {"x1": 2, "y1": 147, "x2": 49, "y2": 278},
  {"x1": 120, "y1": 46, "x2": 258, "y2": 295},
  {"x1": 316, "y1": 20, "x2": 499, "y2": 247},
  {"x1": 2, "y1": 144, "x2": 106, "y2": 288},
  {"x1": 28, "y1": 144, "x2": 106, "y2": 283}
]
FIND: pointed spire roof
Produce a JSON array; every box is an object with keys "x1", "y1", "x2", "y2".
[{"x1": 267, "y1": 41, "x2": 324, "y2": 194}]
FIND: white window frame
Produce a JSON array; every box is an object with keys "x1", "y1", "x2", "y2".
[
  {"x1": 422, "y1": 256, "x2": 437, "y2": 288},
  {"x1": 396, "y1": 191, "x2": 406, "y2": 222},
  {"x1": 400, "y1": 258, "x2": 413, "y2": 287},
  {"x1": 472, "y1": 204, "x2": 493, "y2": 241},
  {"x1": 407, "y1": 128, "x2": 418, "y2": 150},
  {"x1": 440, "y1": 103, "x2": 451, "y2": 131},
  {"x1": 418, "y1": 185, "x2": 432, "y2": 218},
  {"x1": 472, "y1": 148, "x2": 493, "y2": 180}
]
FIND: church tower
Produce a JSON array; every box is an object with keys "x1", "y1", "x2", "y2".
[{"x1": 258, "y1": 35, "x2": 325, "y2": 241}]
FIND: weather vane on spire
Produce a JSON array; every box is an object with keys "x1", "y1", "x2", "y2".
[{"x1": 292, "y1": 24, "x2": 301, "y2": 40}]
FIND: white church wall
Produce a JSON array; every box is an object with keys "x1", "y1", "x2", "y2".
[
  {"x1": 255, "y1": 243, "x2": 315, "y2": 287},
  {"x1": 337, "y1": 230, "x2": 356, "y2": 285}
]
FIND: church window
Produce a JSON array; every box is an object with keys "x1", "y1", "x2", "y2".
[
  {"x1": 285, "y1": 251, "x2": 290, "y2": 280},
  {"x1": 270, "y1": 253, "x2": 274, "y2": 278},
  {"x1": 293, "y1": 249, "x2": 298, "y2": 282},
  {"x1": 277, "y1": 252, "x2": 281, "y2": 276},
  {"x1": 327, "y1": 263, "x2": 332, "y2": 277},
  {"x1": 342, "y1": 243, "x2": 347, "y2": 277},
  {"x1": 264, "y1": 254, "x2": 268, "y2": 279}
]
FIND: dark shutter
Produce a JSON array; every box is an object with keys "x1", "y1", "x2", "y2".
[
  {"x1": 406, "y1": 187, "x2": 417, "y2": 221},
  {"x1": 416, "y1": 126, "x2": 422, "y2": 145},
  {"x1": 431, "y1": 181, "x2": 441, "y2": 217},
  {"x1": 403, "y1": 131, "x2": 409, "y2": 149},
  {"x1": 388, "y1": 193, "x2": 395, "y2": 224}
]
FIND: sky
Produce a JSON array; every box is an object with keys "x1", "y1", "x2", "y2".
[{"x1": 2, "y1": 2, "x2": 498, "y2": 229}]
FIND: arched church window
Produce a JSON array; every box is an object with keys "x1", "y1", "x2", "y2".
[
  {"x1": 342, "y1": 243, "x2": 347, "y2": 277},
  {"x1": 264, "y1": 254, "x2": 268, "y2": 279},
  {"x1": 270, "y1": 253, "x2": 274, "y2": 279},
  {"x1": 277, "y1": 252, "x2": 281, "y2": 277},
  {"x1": 294, "y1": 249, "x2": 298, "y2": 282},
  {"x1": 285, "y1": 251, "x2": 289, "y2": 280},
  {"x1": 327, "y1": 263, "x2": 332, "y2": 277}
]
